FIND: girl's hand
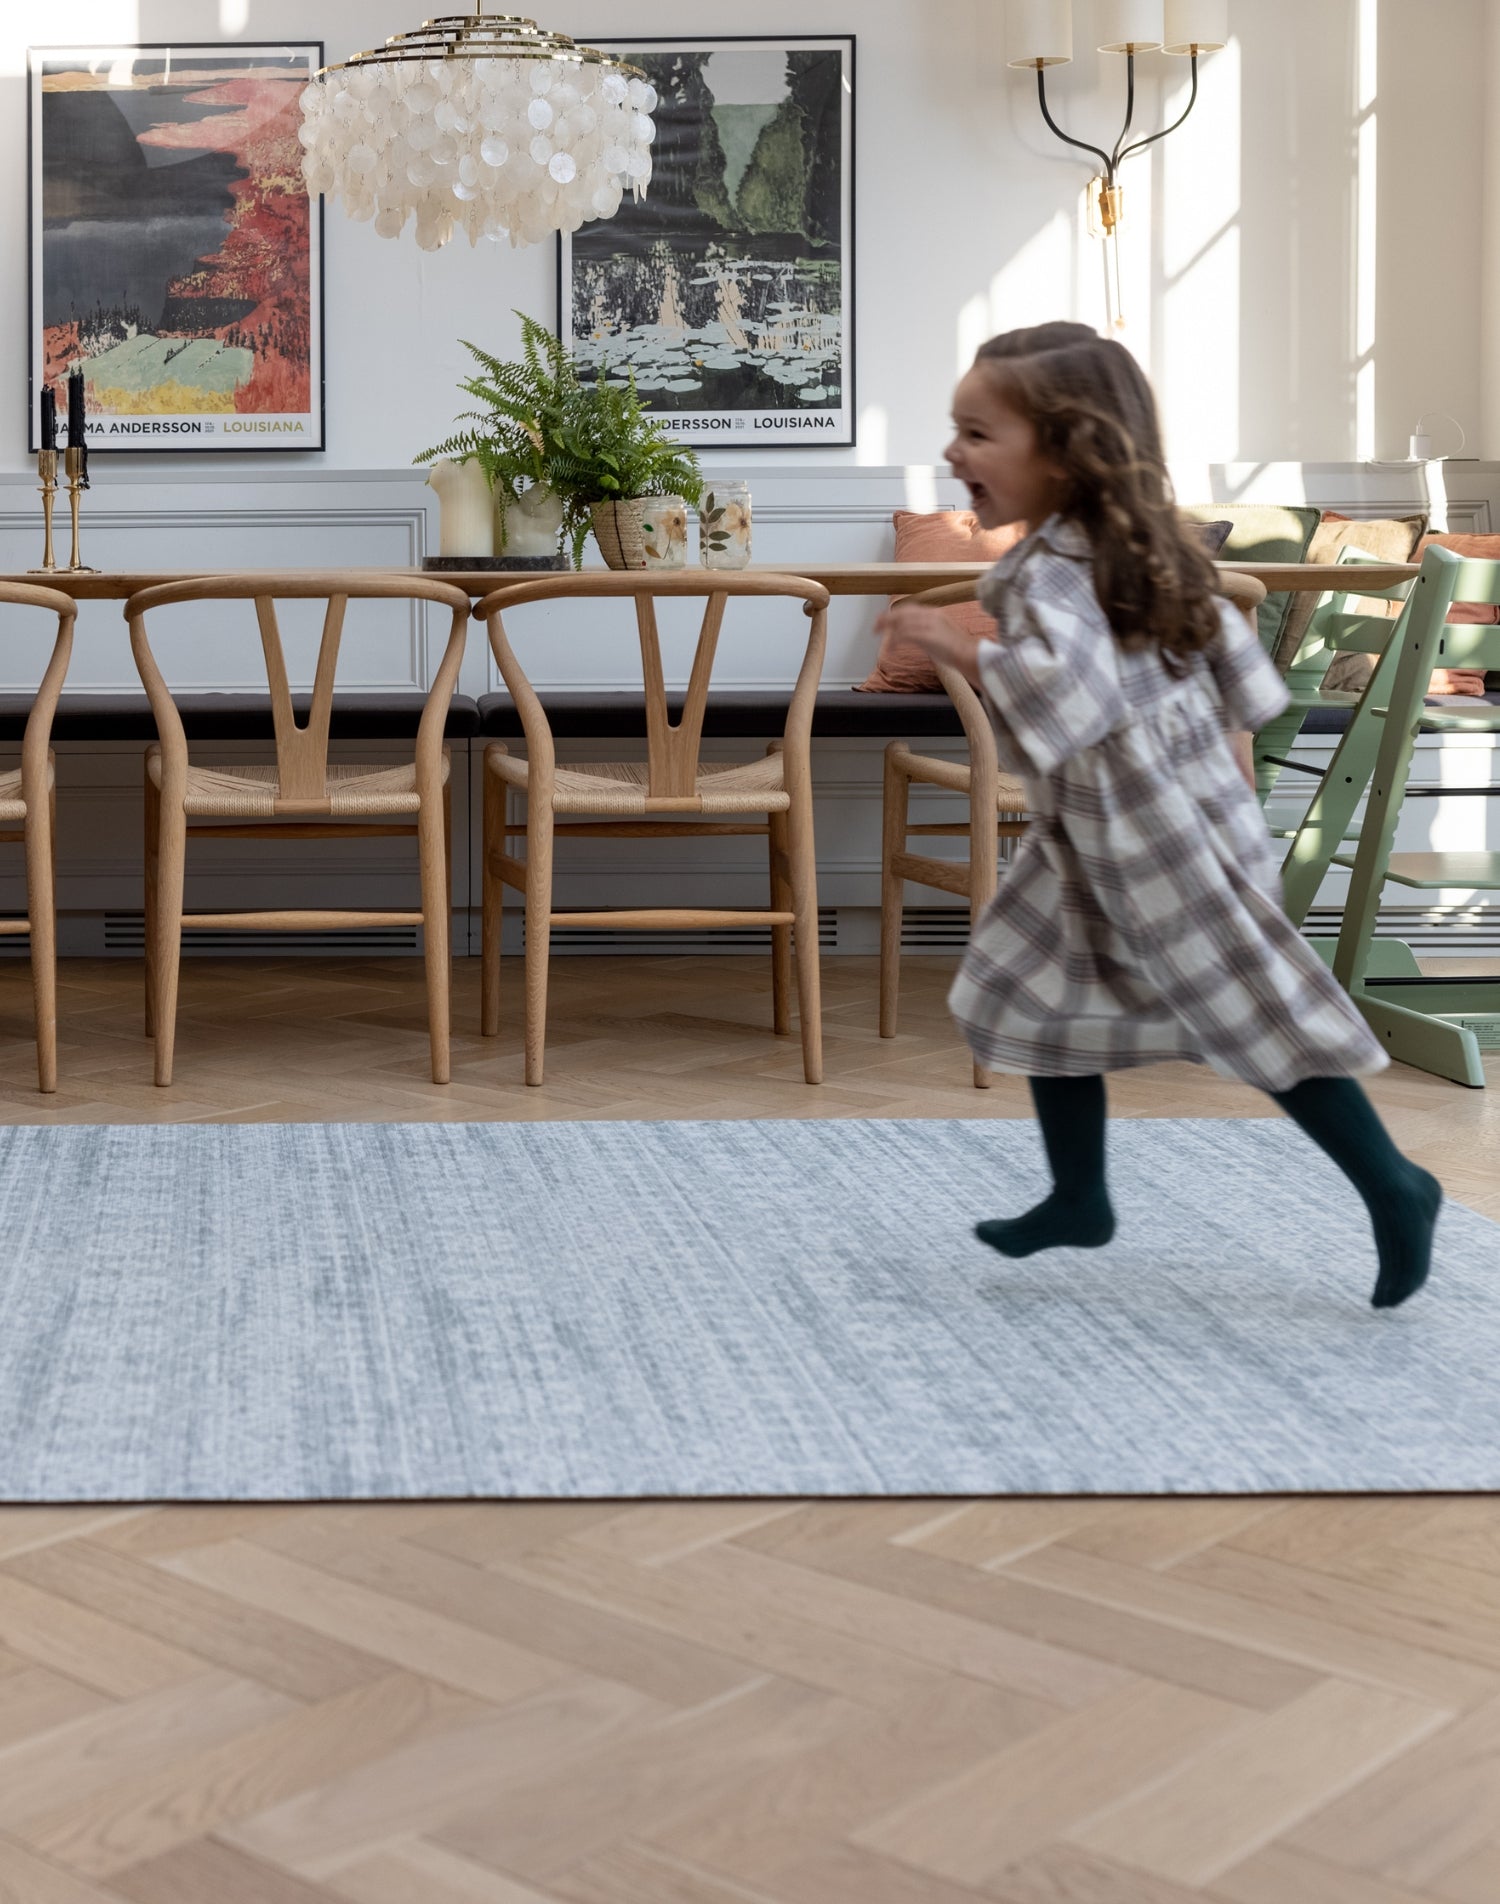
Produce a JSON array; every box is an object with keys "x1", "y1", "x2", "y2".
[
  {"x1": 1229, "y1": 729, "x2": 1257, "y2": 791},
  {"x1": 873, "y1": 603, "x2": 985, "y2": 686}
]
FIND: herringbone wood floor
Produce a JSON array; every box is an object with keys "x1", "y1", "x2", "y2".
[{"x1": 0, "y1": 953, "x2": 1496, "y2": 1904}]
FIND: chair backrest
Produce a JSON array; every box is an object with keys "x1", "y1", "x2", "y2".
[
  {"x1": 0, "y1": 581, "x2": 78, "y2": 803},
  {"x1": 473, "y1": 570, "x2": 830, "y2": 796},
  {"x1": 1386, "y1": 542, "x2": 1500, "y2": 690},
  {"x1": 1278, "y1": 547, "x2": 1416, "y2": 696},
  {"x1": 901, "y1": 580, "x2": 995, "y2": 761},
  {"x1": 123, "y1": 573, "x2": 473, "y2": 805}
]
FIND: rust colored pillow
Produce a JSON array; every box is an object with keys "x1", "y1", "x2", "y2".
[
  {"x1": 858, "y1": 511, "x2": 1025, "y2": 693},
  {"x1": 1412, "y1": 533, "x2": 1496, "y2": 695}
]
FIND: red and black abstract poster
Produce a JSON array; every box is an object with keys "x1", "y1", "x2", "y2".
[{"x1": 29, "y1": 44, "x2": 324, "y2": 452}]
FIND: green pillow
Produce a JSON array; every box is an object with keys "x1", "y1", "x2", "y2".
[{"x1": 1181, "y1": 503, "x2": 1321, "y2": 655}]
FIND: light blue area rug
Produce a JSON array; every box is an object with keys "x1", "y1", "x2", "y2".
[{"x1": 0, "y1": 1119, "x2": 1495, "y2": 1501}]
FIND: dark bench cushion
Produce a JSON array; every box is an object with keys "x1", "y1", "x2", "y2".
[
  {"x1": 0, "y1": 694, "x2": 482, "y2": 744},
  {"x1": 1300, "y1": 690, "x2": 1500, "y2": 736},
  {"x1": 476, "y1": 688, "x2": 967, "y2": 740}
]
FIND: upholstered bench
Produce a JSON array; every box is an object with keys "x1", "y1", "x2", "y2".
[
  {"x1": 1299, "y1": 690, "x2": 1500, "y2": 736},
  {"x1": 0, "y1": 693, "x2": 482, "y2": 743},
  {"x1": 474, "y1": 688, "x2": 969, "y2": 739}
]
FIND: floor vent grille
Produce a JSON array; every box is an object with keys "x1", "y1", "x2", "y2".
[
  {"x1": 1303, "y1": 904, "x2": 1500, "y2": 954},
  {"x1": 533, "y1": 908, "x2": 838, "y2": 956},
  {"x1": 103, "y1": 914, "x2": 423, "y2": 956},
  {"x1": 899, "y1": 907, "x2": 973, "y2": 951}
]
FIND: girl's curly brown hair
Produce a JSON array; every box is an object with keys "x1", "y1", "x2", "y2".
[{"x1": 974, "y1": 322, "x2": 1221, "y2": 673}]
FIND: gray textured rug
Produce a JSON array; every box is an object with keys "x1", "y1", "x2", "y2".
[{"x1": 0, "y1": 1119, "x2": 1495, "y2": 1501}]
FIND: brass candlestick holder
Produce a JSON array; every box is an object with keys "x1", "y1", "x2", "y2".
[
  {"x1": 29, "y1": 450, "x2": 58, "y2": 573},
  {"x1": 63, "y1": 444, "x2": 97, "y2": 574}
]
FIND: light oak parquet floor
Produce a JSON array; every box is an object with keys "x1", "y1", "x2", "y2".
[{"x1": 0, "y1": 953, "x2": 1494, "y2": 1903}]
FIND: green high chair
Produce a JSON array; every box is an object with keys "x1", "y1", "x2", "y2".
[
  {"x1": 1253, "y1": 546, "x2": 1416, "y2": 814},
  {"x1": 1325, "y1": 544, "x2": 1500, "y2": 1087}
]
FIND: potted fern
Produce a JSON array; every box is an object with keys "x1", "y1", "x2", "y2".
[
  {"x1": 554, "y1": 370, "x2": 704, "y2": 569},
  {"x1": 416, "y1": 314, "x2": 704, "y2": 570},
  {"x1": 415, "y1": 314, "x2": 581, "y2": 566}
]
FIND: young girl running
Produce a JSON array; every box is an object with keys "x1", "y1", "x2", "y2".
[{"x1": 876, "y1": 321, "x2": 1440, "y2": 1309}]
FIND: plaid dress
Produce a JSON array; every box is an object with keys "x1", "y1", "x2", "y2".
[{"x1": 948, "y1": 517, "x2": 1388, "y2": 1092}]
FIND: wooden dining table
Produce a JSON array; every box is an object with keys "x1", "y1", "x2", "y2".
[{"x1": 0, "y1": 560, "x2": 1425, "y2": 602}]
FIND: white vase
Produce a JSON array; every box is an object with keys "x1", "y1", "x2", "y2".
[
  {"x1": 427, "y1": 458, "x2": 494, "y2": 559},
  {"x1": 499, "y1": 481, "x2": 566, "y2": 559}
]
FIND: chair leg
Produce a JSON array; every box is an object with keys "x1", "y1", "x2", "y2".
[
  {"x1": 481, "y1": 756, "x2": 505, "y2": 1039},
  {"x1": 143, "y1": 766, "x2": 159, "y2": 1039},
  {"x1": 152, "y1": 796, "x2": 187, "y2": 1088},
  {"x1": 785, "y1": 783, "x2": 823, "y2": 1085},
  {"x1": 418, "y1": 788, "x2": 452, "y2": 1085},
  {"x1": 25, "y1": 776, "x2": 57, "y2": 1095},
  {"x1": 880, "y1": 745, "x2": 909, "y2": 1040},
  {"x1": 523, "y1": 806, "x2": 554, "y2": 1087},
  {"x1": 967, "y1": 808, "x2": 1001, "y2": 1097},
  {"x1": 442, "y1": 755, "x2": 454, "y2": 926},
  {"x1": 767, "y1": 797, "x2": 792, "y2": 1038}
]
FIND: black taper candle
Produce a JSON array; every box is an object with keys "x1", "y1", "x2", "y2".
[
  {"x1": 39, "y1": 383, "x2": 56, "y2": 452},
  {"x1": 68, "y1": 369, "x2": 89, "y2": 488}
]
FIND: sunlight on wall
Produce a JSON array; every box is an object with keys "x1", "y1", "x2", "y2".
[
  {"x1": 1, "y1": 3, "x2": 139, "y2": 75},
  {"x1": 1355, "y1": 0, "x2": 1378, "y2": 461},
  {"x1": 219, "y1": 0, "x2": 251, "y2": 32},
  {"x1": 1156, "y1": 35, "x2": 1242, "y2": 460},
  {"x1": 960, "y1": 211, "x2": 1075, "y2": 373},
  {"x1": 903, "y1": 465, "x2": 940, "y2": 512},
  {"x1": 856, "y1": 404, "x2": 890, "y2": 468}
]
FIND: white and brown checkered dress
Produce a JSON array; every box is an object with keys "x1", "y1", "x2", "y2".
[{"x1": 948, "y1": 517, "x2": 1387, "y2": 1092}]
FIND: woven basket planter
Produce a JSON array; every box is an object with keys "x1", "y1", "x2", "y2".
[{"x1": 590, "y1": 498, "x2": 652, "y2": 570}]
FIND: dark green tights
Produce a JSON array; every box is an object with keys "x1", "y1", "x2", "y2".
[{"x1": 974, "y1": 1074, "x2": 1442, "y2": 1309}]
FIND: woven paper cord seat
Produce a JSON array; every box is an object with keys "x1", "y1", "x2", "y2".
[
  {"x1": 145, "y1": 750, "x2": 445, "y2": 819},
  {"x1": 487, "y1": 749, "x2": 790, "y2": 816},
  {"x1": 0, "y1": 767, "x2": 29, "y2": 823}
]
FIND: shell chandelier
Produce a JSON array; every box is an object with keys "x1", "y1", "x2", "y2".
[{"x1": 298, "y1": 11, "x2": 657, "y2": 251}]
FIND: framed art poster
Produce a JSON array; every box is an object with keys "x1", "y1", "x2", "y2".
[
  {"x1": 28, "y1": 43, "x2": 324, "y2": 452},
  {"x1": 559, "y1": 35, "x2": 854, "y2": 449}
]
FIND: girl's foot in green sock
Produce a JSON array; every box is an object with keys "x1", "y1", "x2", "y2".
[
  {"x1": 975, "y1": 1190, "x2": 1115, "y2": 1259},
  {"x1": 1369, "y1": 1164, "x2": 1442, "y2": 1310},
  {"x1": 1270, "y1": 1077, "x2": 1442, "y2": 1311},
  {"x1": 978, "y1": 1075, "x2": 1114, "y2": 1258}
]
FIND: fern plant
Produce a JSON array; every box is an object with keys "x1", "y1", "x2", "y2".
[
  {"x1": 415, "y1": 313, "x2": 703, "y2": 568},
  {"x1": 555, "y1": 369, "x2": 703, "y2": 505},
  {"x1": 414, "y1": 313, "x2": 587, "y2": 558}
]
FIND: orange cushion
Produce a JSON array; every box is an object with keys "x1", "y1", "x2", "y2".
[
  {"x1": 858, "y1": 511, "x2": 1024, "y2": 693},
  {"x1": 1414, "y1": 534, "x2": 1500, "y2": 624}
]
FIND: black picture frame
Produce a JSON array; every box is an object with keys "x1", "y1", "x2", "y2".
[
  {"x1": 557, "y1": 34, "x2": 855, "y2": 450},
  {"x1": 27, "y1": 41, "x2": 326, "y2": 453}
]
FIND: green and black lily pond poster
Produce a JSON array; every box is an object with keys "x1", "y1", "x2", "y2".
[{"x1": 559, "y1": 36, "x2": 854, "y2": 450}]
